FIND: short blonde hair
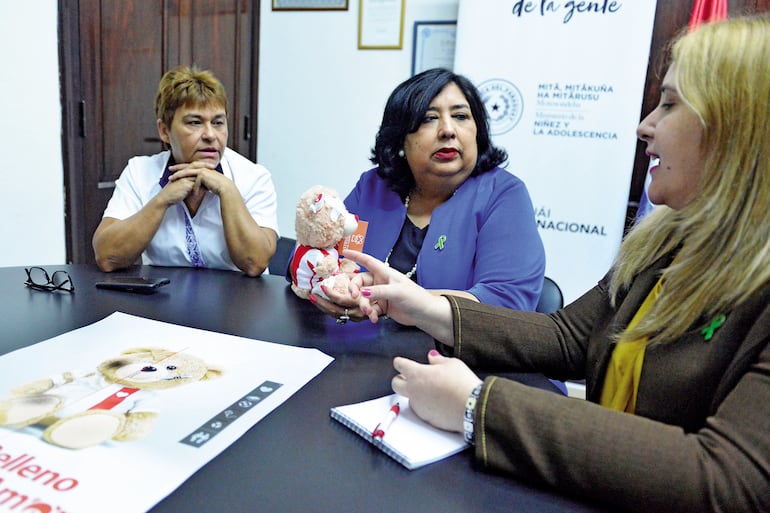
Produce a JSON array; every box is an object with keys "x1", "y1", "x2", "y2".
[
  {"x1": 611, "y1": 14, "x2": 770, "y2": 345},
  {"x1": 154, "y1": 66, "x2": 228, "y2": 127}
]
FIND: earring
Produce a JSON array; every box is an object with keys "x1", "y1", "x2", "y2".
[{"x1": 398, "y1": 149, "x2": 405, "y2": 158}]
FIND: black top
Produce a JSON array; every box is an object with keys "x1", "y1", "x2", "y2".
[{"x1": 388, "y1": 217, "x2": 427, "y2": 280}]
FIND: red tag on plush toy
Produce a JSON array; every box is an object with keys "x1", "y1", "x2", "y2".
[{"x1": 336, "y1": 220, "x2": 368, "y2": 253}]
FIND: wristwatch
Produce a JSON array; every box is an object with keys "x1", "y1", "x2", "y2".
[{"x1": 463, "y1": 383, "x2": 483, "y2": 445}]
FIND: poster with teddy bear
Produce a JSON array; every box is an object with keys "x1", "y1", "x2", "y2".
[{"x1": 0, "y1": 312, "x2": 333, "y2": 513}]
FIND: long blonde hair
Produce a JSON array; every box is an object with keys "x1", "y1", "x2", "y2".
[{"x1": 610, "y1": 14, "x2": 770, "y2": 345}]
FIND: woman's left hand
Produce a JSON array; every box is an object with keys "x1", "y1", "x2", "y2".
[{"x1": 391, "y1": 350, "x2": 482, "y2": 433}]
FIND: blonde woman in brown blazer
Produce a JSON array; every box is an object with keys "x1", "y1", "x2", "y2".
[{"x1": 329, "y1": 15, "x2": 770, "y2": 513}]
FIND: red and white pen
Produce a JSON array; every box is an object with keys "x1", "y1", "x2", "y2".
[{"x1": 371, "y1": 402, "x2": 400, "y2": 441}]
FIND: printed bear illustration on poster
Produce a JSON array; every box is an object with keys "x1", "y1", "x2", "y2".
[
  {"x1": 0, "y1": 312, "x2": 333, "y2": 513},
  {"x1": 0, "y1": 347, "x2": 221, "y2": 449}
]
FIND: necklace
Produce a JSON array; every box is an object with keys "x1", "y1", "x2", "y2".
[
  {"x1": 385, "y1": 250, "x2": 417, "y2": 279},
  {"x1": 384, "y1": 193, "x2": 417, "y2": 279}
]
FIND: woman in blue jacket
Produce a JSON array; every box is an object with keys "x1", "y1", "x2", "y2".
[{"x1": 314, "y1": 69, "x2": 545, "y2": 320}]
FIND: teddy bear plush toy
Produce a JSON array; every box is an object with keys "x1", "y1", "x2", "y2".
[
  {"x1": 0, "y1": 347, "x2": 221, "y2": 449},
  {"x1": 289, "y1": 185, "x2": 359, "y2": 300}
]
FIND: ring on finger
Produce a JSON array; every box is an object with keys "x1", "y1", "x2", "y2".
[{"x1": 337, "y1": 308, "x2": 350, "y2": 325}]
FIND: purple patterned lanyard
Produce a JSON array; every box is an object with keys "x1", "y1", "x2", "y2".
[
  {"x1": 159, "y1": 157, "x2": 224, "y2": 268},
  {"x1": 182, "y1": 210, "x2": 205, "y2": 268}
]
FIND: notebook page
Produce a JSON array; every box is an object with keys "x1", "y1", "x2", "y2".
[{"x1": 330, "y1": 393, "x2": 467, "y2": 470}]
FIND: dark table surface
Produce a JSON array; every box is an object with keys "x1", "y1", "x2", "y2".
[{"x1": 0, "y1": 264, "x2": 608, "y2": 513}]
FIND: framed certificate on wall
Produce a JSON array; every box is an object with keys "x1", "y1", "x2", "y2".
[
  {"x1": 411, "y1": 21, "x2": 457, "y2": 75},
  {"x1": 272, "y1": 0, "x2": 348, "y2": 10},
  {"x1": 358, "y1": 0, "x2": 405, "y2": 49}
]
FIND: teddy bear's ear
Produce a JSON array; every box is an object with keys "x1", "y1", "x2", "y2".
[
  {"x1": 199, "y1": 367, "x2": 223, "y2": 381},
  {"x1": 120, "y1": 347, "x2": 175, "y2": 361}
]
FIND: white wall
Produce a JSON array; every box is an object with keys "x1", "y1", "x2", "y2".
[
  {"x1": 0, "y1": 0, "x2": 65, "y2": 266},
  {"x1": 0, "y1": 0, "x2": 458, "y2": 267}
]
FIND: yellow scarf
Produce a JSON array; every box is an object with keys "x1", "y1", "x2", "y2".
[{"x1": 599, "y1": 278, "x2": 663, "y2": 413}]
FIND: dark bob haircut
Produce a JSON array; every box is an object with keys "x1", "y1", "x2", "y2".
[{"x1": 370, "y1": 68, "x2": 508, "y2": 197}]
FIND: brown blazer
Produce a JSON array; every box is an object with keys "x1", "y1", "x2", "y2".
[{"x1": 447, "y1": 254, "x2": 770, "y2": 513}]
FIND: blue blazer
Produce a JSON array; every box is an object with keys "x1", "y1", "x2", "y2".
[{"x1": 344, "y1": 167, "x2": 545, "y2": 310}]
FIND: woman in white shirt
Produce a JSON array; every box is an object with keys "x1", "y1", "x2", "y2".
[{"x1": 93, "y1": 66, "x2": 278, "y2": 276}]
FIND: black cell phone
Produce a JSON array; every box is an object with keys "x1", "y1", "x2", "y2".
[{"x1": 95, "y1": 276, "x2": 170, "y2": 294}]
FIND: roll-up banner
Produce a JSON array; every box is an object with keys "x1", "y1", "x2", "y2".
[{"x1": 454, "y1": 0, "x2": 657, "y2": 302}]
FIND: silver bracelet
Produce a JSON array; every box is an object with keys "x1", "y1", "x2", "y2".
[{"x1": 463, "y1": 383, "x2": 483, "y2": 445}]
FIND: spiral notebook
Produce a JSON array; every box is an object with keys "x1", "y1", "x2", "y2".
[{"x1": 330, "y1": 393, "x2": 468, "y2": 470}]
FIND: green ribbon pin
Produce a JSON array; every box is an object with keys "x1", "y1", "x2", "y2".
[
  {"x1": 701, "y1": 314, "x2": 726, "y2": 341},
  {"x1": 434, "y1": 235, "x2": 447, "y2": 250}
]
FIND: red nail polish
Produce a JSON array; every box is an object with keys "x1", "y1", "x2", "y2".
[
  {"x1": 361, "y1": 289, "x2": 371, "y2": 297},
  {"x1": 309, "y1": 295, "x2": 316, "y2": 304}
]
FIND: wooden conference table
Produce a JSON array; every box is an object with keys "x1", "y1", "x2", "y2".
[{"x1": 0, "y1": 265, "x2": 609, "y2": 513}]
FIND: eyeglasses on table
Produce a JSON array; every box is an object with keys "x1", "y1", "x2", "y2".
[{"x1": 24, "y1": 267, "x2": 75, "y2": 293}]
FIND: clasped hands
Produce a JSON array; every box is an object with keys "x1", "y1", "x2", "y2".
[{"x1": 161, "y1": 161, "x2": 233, "y2": 205}]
